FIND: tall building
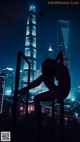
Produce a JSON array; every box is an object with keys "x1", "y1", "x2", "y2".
[
  {"x1": 2, "y1": 68, "x2": 15, "y2": 96},
  {"x1": 23, "y1": 5, "x2": 36, "y2": 86},
  {"x1": 57, "y1": 20, "x2": 70, "y2": 70},
  {"x1": 57, "y1": 20, "x2": 72, "y2": 98},
  {"x1": 48, "y1": 44, "x2": 53, "y2": 58}
]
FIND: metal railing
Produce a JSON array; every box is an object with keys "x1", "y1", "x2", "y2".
[
  {"x1": 11, "y1": 50, "x2": 30, "y2": 133},
  {"x1": 52, "y1": 52, "x2": 64, "y2": 142}
]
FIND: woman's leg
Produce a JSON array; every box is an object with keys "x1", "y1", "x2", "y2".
[{"x1": 34, "y1": 90, "x2": 57, "y2": 131}]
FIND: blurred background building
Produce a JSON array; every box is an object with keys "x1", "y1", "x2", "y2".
[
  {"x1": 57, "y1": 20, "x2": 70, "y2": 70},
  {"x1": 0, "y1": 74, "x2": 5, "y2": 113},
  {"x1": 2, "y1": 68, "x2": 15, "y2": 96}
]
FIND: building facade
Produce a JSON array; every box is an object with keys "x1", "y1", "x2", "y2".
[
  {"x1": 23, "y1": 5, "x2": 37, "y2": 86},
  {"x1": 57, "y1": 20, "x2": 72, "y2": 98},
  {"x1": 2, "y1": 68, "x2": 15, "y2": 96},
  {"x1": 57, "y1": 20, "x2": 70, "y2": 70}
]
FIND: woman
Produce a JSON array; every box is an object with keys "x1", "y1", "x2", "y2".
[{"x1": 17, "y1": 52, "x2": 71, "y2": 130}]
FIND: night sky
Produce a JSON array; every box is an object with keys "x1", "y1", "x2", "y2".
[{"x1": 0, "y1": 0, "x2": 80, "y2": 86}]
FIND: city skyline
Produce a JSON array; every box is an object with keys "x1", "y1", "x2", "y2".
[{"x1": 0, "y1": 0, "x2": 80, "y2": 87}]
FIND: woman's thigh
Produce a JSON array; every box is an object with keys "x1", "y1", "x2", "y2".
[{"x1": 34, "y1": 90, "x2": 58, "y2": 102}]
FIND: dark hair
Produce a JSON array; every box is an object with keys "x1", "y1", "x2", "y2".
[{"x1": 42, "y1": 59, "x2": 56, "y2": 77}]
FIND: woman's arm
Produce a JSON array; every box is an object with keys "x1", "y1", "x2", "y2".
[{"x1": 18, "y1": 74, "x2": 43, "y2": 95}]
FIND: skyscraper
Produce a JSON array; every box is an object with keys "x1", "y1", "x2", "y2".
[
  {"x1": 2, "y1": 68, "x2": 15, "y2": 96},
  {"x1": 57, "y1": 20, "x2": 70, "y2": 70},
  {"x1": 23, "y1": 5, "x2": 36, "y2": 86}
]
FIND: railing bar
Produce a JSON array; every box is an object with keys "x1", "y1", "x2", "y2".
[{"x1": 12, "y1": 50, "x2": 30, "y2": 139}]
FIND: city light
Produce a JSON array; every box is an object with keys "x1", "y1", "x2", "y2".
[
  {"x1": 20, "y1": 70, "x2": 23, "y2": 73},
  {"x1": 48, "y1": 45, "x2": 53, "y2": 52},
  {"x1": 71, "y1": 98, "x2": 75, "y2": 101},
  {"x1": 78, "y1": 86, "x2": 80, "y2": 89},
  {"x1": 5, "y1": 68, "x2": 13, "y2": 71},
  {"x1": 74, "y1": 112, "x2": 78, "y2": 118},
  {"x1": 5, "y1": 89, "x2": 11, "y2": 96}
]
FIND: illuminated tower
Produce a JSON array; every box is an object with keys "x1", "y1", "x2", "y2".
[
  {"x1": 57, "y1": 20, "x2": 70, "y2": 70},
  {"x1": 48, "y1": 44, "x2": 53, "y2": 58},
  {"x1": 23, "y1": 5, "x2": 36, "y2": 85}
]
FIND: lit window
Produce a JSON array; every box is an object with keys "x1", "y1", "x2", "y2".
[
  {"x1": 25, "y1": 37, "x2": 30, "y2": 46},
  {"x1": 25, "y1": 48, "x2": 31, "y2": 57},
  {"x1": 31, "y1": 15, "x2": 36, "y2": 24},
  {"x1": 32, "y1": 26, "x2": 36, "y2": 36},
  {"x1": 33, "y1": 49, "x2": 36, "y2": 58},
  {"x1": 26, "y1": 26, "x2": 30, "y2": 35},
  {"x1": 32, "y1": 37, "x2": 36, "y2": 47}
]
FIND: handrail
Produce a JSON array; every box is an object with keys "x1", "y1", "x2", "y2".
[
  {"x1": 52, "y1": 52, "x2": 64, "y2": 142},
  {"x1": 11, "y1": 50, "x2": 30, "y2": 134},
  {"x1": 58, "y1": 52, "x2": 64, "y2": 142},
  {"x1": 60, "y1": 53, "x2": 64, "y2": 142}
]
